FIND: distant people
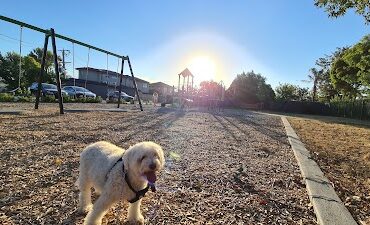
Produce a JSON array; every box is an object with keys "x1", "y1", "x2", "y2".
[{"x1": 153, "y1": 92, "x2": 158, "y2": 106}]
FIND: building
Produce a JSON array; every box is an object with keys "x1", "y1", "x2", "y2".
[
  {"x1": 73, "y1": 67, "x2": 150, "y2": 97},
  {"x1": 150, "y1": 82, "x2": 173, "y2": 95},
  {"x1": 149, "y1": 82, "x2": 174, "y2": 103}
]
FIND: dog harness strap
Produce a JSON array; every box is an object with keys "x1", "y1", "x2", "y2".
[
  {"x1": 124, "y1": 173, "x2": 150, "y2": 203},
  {"x1": 107, "y1": 156, "x2": 151, "y2": 203}
]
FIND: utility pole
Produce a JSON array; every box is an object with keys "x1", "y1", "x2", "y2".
[{"x1": 58, "y1": 49, "x2": 71, "y2": 78}]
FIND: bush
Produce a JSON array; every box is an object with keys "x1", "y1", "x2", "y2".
[
  {"x1": 43, "y1": 95, "x2": 56, "y2": 103},
  {"x1": 15, "y1": 87, "x2": 32, "y2": 97},
  {"x1": 64, "y1": 96, "x2": 102, "y2": 103},
  {"x1": 63, "y1": 96, "x2": 74, "y2": 103},
  {"x1": 42, "y1": 95, "x2": 102, "y2": 103},
  {"x1": 0, "y1": 93, "x2": 14, "y2": 102},
  {"x1": 15, "y1": 96, "x2": 31, "y2": 102},
  {"x1": 76, "y1": 96, "x2": 102, "y2": 103}
]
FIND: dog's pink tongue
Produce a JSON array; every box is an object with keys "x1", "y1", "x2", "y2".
[{"x1": 144, "y1": 171, "x2": 157, "y2": 183}]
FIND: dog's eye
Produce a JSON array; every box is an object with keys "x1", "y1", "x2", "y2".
[{"x1": 140, "y1": 156, "x2": 146, "y2": 161}]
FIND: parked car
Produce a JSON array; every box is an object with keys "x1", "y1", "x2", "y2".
[
  {"x1": 29, "y1": 82, "x2": 67, "y2": 97},
  {"x1": 62, "y1": 86, "x2": 96, "y2": 98},
  {"x1": 107, "y1": 91, "x2": 134, "y2": 103}
]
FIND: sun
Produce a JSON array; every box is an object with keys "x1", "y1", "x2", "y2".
[{"x1": 188, "y1": 56, "x2": 216, "y2": 81}]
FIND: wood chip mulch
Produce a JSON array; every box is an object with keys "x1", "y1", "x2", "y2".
[{"x1": 0, "y1": 104, "x2": 316, "y2": 224}]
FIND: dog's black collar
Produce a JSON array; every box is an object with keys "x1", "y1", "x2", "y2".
[{"x1": 111, "y1": 157, "x2": 155, "y2": 203}]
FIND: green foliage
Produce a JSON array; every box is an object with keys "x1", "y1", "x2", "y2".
[
  {"x1": 0, "y1": 48, "x2": 58, "y2": 91},
  {"x1": 314, "y1": 0, "x2": 370, "y2": 24},
  {"x1": 15, "y1": 96, "x2": 31, "y2": 102},
  {"x1": 199, "y1": 80, "x2": 223, "y2": 98},
  {"x1": 62, "y1": 96, "x2": 74, "y2": 103},
  {"x1": 14, "y1": 87, "x2": 32, "y2": 97},
  {"x1": 0, "y1": 93, "x2": 14, "y2": 102},
  {"x1": 28, "y1": 48, "x2": 57, "y2": 75},
  {"x1": 0, "y1": 52, "x2": 22, "y2": 90},
  {"x1": 275, "y1": 83, "x2": 310, "y2": 101},
  {"x1": 228, "y1": 71, "x2": 275, "y2": 103},
  {"x1": 78, "y1": 96, "x2": 102, "y2": 103},
  {"x1": 315, "y1": 49, "x2": 345, "y2": 101},
  {"x1": 329, "y1": 98, "x2": 370, "y2": 119},
  {"x1": 330, "y1": 35, "x2": 370, "y2": 98},
  {"x1": 43, "y1": 95, "x2": 56, "y2": 103},
  {"x1": 23, "y1": 56, "x2": 41, "y2": 87},
  {"x1": 307, "y1": 68, "x2": 323, "y2": 101},
  {"x1": 63, "y1": 96, "x2": 102, "y2": 103}
]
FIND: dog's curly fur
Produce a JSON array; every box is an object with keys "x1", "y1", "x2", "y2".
[{"x1": 76, "y1": 141, "x2": 165, "y2": 225}]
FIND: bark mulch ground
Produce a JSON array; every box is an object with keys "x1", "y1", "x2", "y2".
[{"x1": 0, "y1": 104, "x2": 315, "y2": 224}]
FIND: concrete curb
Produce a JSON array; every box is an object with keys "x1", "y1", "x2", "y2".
[{"x1": 281, "y1": 116, "x2": 357, "y2": 225}]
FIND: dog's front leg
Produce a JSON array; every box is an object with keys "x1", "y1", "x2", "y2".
[
  {"x1": 84, "y1": 192, "x2": 117, "y2": 225},
  {"x1": 127, "y1": 199, "x2": 144, "y2": 224}
]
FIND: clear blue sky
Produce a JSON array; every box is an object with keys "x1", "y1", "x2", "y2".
[{"x1": 0, "y1": 0, "x2": 368, "y2": 89}]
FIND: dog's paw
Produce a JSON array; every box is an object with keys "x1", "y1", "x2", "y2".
[
  {"x1": 78, "y1": 204, "x2": 93, "y2": 215},
  {"x1": 126, "y1": 215, "x2": 144, "y2": 225}
]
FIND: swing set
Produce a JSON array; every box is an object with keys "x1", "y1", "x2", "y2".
[{"x1": 0, "y1": 15, "x2": 143, "y2": 113}]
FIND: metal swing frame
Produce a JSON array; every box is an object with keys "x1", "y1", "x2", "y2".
[{"x1": 0, "y1": 15, "x2": 143, "y2": 113}]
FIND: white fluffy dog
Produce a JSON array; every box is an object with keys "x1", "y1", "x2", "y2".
[{"x1": 76, "y1": 141, "x2": 165, "y2": 225}]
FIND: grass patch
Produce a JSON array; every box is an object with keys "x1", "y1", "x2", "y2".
[{"x1": 288, "y1": 116, "x2": 370, "y2": 222}]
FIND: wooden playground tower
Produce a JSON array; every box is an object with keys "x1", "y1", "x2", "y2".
[
  {"x1": 0, "y1": 15, "x2": 143, "y2": 113},
  {"x1": 178, "y1": 68, "x2": 194, "y2": 96}
]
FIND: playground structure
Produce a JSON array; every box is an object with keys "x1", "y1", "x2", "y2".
[
  {"x1": 174, "y1": 68, "x2": 226, "y2": 109},
  {"x1": 0, "y1": 15, "x2": 143, "y2": 113},
  {"x1": 177, "y1": 68, "x2": 194, "y2": 95}
]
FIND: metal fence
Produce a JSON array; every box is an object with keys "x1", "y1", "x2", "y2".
[
  {"x1": 329, "y1": 100, "x2": 370, "y2": 120},
  {"x1": 267, "y1": 100, "x2": 370, "y2": 121}
]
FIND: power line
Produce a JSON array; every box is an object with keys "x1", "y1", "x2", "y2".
[{"x1": 0, "y1": 33, "x2": 37, "y2": 47}]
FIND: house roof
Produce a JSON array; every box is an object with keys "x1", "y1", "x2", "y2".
[
  {"x1": 76, "y1": 67, "x2": 149, "y2": 83},
  {"x1": 150, "y1": 82, "x2": 173, "y2": 88},
  {"x1": 178, "y1": 68, "x2": 194, "y2": 77}
]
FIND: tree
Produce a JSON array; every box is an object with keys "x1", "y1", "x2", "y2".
[
  {"x1": 330, "y1": 35, "x2": 370, "y2": 98},
  {"x1": 275, "y1": 83, "x2": 310, "y2": 101},
  {"x1": 314, "y1": 48, "x2": 346, "y2": 101},
  {"x1": 314, "y1": 0, "x2": 370, "y2": 24},
  {"x1": 0, "y1": 48, "x2": 58, "y2": 90},
  {"x1": 0, "y1": 52, "x2": 22, "y2": 90},
  {"x1": 28, "y1": 47, "x2": 56, "y2": 74},
  {"x1": 227, "y1": 71, "x2": 275, "y2": 103},
  {"x1": 307, "y1": 68, "x2": 323, "y2": 101},
  {"x1": 199, "y1": 80, "x2": 223, "y2": 98},
  {"x1": 23, "y1": 56, "x2": 41, "y2": 86}
]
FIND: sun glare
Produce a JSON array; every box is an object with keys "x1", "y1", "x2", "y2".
[{"x1": 188, "y1": 56, "x2": 216, "y2": 81}]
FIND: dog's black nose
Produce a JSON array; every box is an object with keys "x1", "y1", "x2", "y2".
[{"x1": 149, "y1": 163, "x2": 156, "y2": 170}]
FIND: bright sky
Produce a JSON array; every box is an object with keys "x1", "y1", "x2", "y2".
[{"x1": 0, "y1": 1, "x2": 368, "y2": 89}]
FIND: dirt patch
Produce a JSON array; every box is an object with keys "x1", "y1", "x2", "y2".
[
  {"x1": 288, "y1": 117, "x2": 370, "y2": 224},
  {"x1": 0, "y1": 104, "x2": 315, "y2": 224}
]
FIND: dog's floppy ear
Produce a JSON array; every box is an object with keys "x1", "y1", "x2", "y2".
[
  {"x1": 157, "y1": 146, "x2": 165, "y2": 168},
  {"x1": 123, "y1": 145, "x2": 135, "y2": 171}
]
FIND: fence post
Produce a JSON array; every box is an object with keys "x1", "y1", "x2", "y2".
[{"x1": 360, "y1": 100, "x2": 364, "y2": 120}]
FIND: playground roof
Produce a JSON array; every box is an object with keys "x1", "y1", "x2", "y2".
[{"x1": 179, "y1": 68, "x2": 194, "y2": 77}]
